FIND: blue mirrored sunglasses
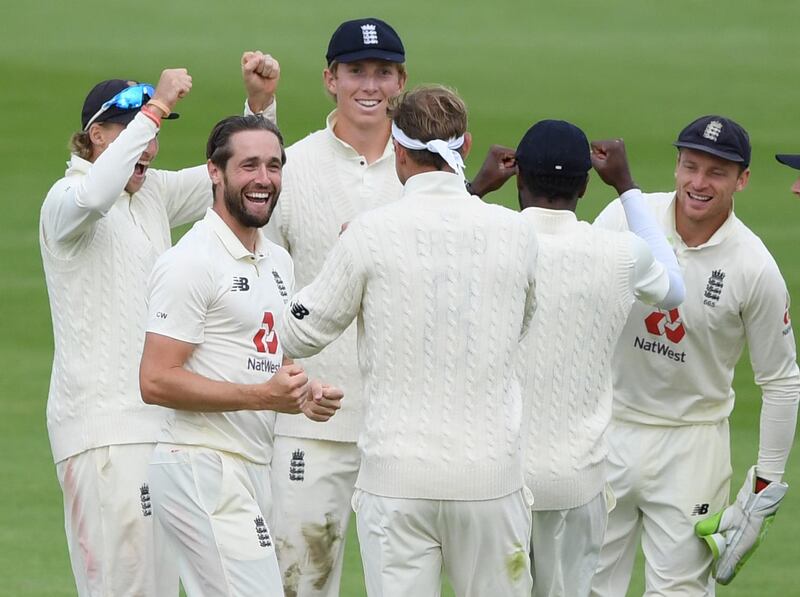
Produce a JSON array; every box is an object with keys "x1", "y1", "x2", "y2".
[{"x1": 83, "y1": 83, "x2": 155, "y2": 130}]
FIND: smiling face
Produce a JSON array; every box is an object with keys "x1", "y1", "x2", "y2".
[
  {"x1": 209, "y1": 129, "x2": 283, "y2": 230},
  {"x1": 674, "y1": 148, "x2": 749, "y2": 241},
  {"x1": 323, "y1": 59, "x2": 406, "y2": 130}
]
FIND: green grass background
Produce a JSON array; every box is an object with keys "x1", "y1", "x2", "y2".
[{"x1": 2, "y1": 1, "x2": 799, "y2": 595}]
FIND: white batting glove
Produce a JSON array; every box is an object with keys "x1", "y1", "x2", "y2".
[{"x1": 694, "y1": 466, "x2": 788, "y2": 585}]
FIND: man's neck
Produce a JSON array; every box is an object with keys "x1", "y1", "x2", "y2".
[
  {"x1": 333, "y1": 117, "x2": 391, "y2": 164},
  {"x1": 213, "y1": 207, "x2": 259, "y2": 253},
  {"x1": 519, "y1": 193, "x2": 577, "y2": 213},
  {"x1": 675, "y1": 206, "x2": 727, "y2": 248}
]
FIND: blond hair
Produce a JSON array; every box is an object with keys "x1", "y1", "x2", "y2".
[
  {"x1": 388, "y1": 85, "x2": 467, "y2": 169},
  {"x1": 68, "y1": 130, "x2": 94, "y2": 160}
]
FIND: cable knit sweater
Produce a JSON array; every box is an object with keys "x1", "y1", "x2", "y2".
[
  {"x1": 266, "y1": 112, "x2": 402, "y2": 442},
  {"x1": 519, "y1": 208, "x2": 643, "y2": 510},
  {"x1": 280, "y1": 171, "x2": 538, "y2": 500},
  {"x1": 39, "y1": 113, "x2": 212, "y2": 462}
]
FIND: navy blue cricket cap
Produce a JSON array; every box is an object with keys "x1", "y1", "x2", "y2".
[
  {"x1": 81, "y1": 79, "x2": 179, "y2": 130},
  {"x1": 776, "y1": 154, "x2": 800, "y2": 170},
  {"x1": 674, "y1": 115, "x2": 750, "y2": 168},
  {"x1": 326, "y1": 18, "x2": 405, "y2": 66},
  {"x1": 515, "y1": 119, "x2": 591, "y2": 177}
]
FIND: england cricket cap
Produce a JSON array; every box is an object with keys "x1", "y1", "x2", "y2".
[
  {"x1": 674, "y1": 115, "x2": 750, "y2": 167},
  {"x1": 326, "y1": 18, "x2": 405, "y2": 66},
  {"x1": 776, "y1": 154, "x2": 800, "y2": 170},
  {"x1": 81, "y1": 79, "x2": 179, "y2": 129},
  {"x1": 515, "y1": 119, "x2": 591, "y2": 177}
]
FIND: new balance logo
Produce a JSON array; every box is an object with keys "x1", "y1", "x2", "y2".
[
  {"x1": 692, "y1": 503, "x2": 710, "y2": 516},
  {"x1": 232, "y1": 276, "x2": 250, "y2": 292},
  {"x1": 140, "y1": 484, "x2": 152, "y2": 517},
  {"x1": 702, "y1": 120, "x2": 723, "y2": 142},
  {"x1": 704, "y1": 269, "x2": 726, "y2": 305},
  {"x1": 361, "y1": 24, "x2": 379, "y2": 45},
  {"x1": 289, "y1": 449, "x2": 305, "y2": 482},
  {"x1": 254, "y1": 516, "x2": 272, "y2": 547},
  {"x1": 291, "y1": 303, "x2": 310, "y2": 320}
]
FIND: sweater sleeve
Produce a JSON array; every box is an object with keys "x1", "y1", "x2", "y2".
[
  {"x1": 157, "y1": 166, "x2": 213, "y2": 228},
  {"x1": 280, "y1": 223, "x2": 365, "y2": 359},
  {"x1": 41, "y1": 113, "x2": 158, "y2": 247},
  {"x1": 619, "y1": 189, "x2": 684, "y2": 309},
  {"x1": 743, "y1": 261, "x2": 800, "y2": 481}
]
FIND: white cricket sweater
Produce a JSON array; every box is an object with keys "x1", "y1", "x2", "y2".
[
  {"x1": 39, "y1": 113, "x2": 212, "y2": 463},
  {"x1": 280, "y1": 171, "x2": 539, "y2": 500},
  {"x1": 266, "y1": 112, "x2": 402, "y2": 443},
  {"x1": 519, "y1": 207, "x2": 669, "y2": 510},
  {"x1": 595, "y1": 192, "x2": 800, "y2": 479}
]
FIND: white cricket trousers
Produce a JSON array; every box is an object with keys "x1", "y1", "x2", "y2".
[
  {"x1": 270, "y1": 436, "x2": 360, "y2": 597},
  {"x1": 55, "y1": 443, "x2": 179, "y2": 597},
  {"x1": 354, "y1": 487, "x2": 534, "y2": 597},
  {"x1": 591, "y1": 420, "x2": 730, "y2": 597},
  {"x1": 531, "y1": 489, "x2": 609, "y2": 597},
  {"x1": 148, "y1": 443, "x2": 284, "y2": 597}
]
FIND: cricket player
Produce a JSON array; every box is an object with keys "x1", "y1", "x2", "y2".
[
  {"x1": 140, "y1": 115, "x2": 343, "y2": 596},
  {"x1": 40, "y1": 58, "x2": 278, "y2": 596},
  {"x1": 776, "y1": 153, "x2": 800, "y2": 197},
  {"x1": 246, "y1": 18, "x2": 408, "y2": 597},
  {"x1": 280, "y1": 85, "x2": 539, "y2": 597},
  {"x1": 590, "y1": 115, "x2": 800, "y2": 595},
  {"x1": 504, "y1": 121, "x2": 685, "y2": 597}
]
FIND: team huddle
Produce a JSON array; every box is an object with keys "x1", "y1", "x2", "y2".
[{"x1": 39, "y1": 16, "x2": 800, "y2": 597}]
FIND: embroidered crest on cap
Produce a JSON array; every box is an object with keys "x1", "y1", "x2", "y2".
[
  {"x1": 361, "y1": 24, "x2": 379, "y2": 45},
  {"x1": 703, "y1": 120, "x2": 723, "y2": 142}
]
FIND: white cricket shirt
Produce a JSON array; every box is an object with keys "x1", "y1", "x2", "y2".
[
  {"x1": 595, "y1": 192, "x2": 799, "y2": 478},
  {"x1": 265, "y1": 111, "x2": 403, "y2": 443},
  {"x1": 146, "y1": 208, "x2": 294, "y2": 464}
]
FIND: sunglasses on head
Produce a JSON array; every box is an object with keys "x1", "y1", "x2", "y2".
[{"x1": 83, "y1": 83, "x2": 155, "y2": 131}]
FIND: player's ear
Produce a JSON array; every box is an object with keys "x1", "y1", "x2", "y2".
[
  {"x1": 323, "y1": 67, "x2": 337, "y2": 96},
  {"x1": 207, "y1": 160, "x2": 223, "y2": 186},
  {"x1": 735, "y1": 167, "x2": 750, "y2": 192},
  {"x1": 461, "y1": 132, "x2": 472, "y2": 161}
]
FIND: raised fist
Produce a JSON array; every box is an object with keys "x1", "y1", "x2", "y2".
[
  {"x1": 590, "y1": 138, "x2": 637, "y2": 195},
  {"x1": 151, "y1": 68, "x2": 192, "y2": 115},
  {"x1": 242, "y1": 51, "x2": 281, "y2": 113}
]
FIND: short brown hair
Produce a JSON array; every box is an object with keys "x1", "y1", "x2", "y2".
[
  {"x1": 68, "y1": 130, "x2": 93, "y2": 160},
  {"x1": 388, "y1": 85, "x2": 467, "y2": 169}
]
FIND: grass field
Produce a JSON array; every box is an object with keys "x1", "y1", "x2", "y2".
[{"x1": 2, "y1": 1, "x2": 799, "y2": 595}]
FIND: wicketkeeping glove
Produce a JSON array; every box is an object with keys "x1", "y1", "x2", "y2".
[{"x1": 694, "y1": 466, "x2": 788, "y2": 585}]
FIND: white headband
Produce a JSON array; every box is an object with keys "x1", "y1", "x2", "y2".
[{"x1": 391, "y1": 121, "x2": 466, "y2": 179}]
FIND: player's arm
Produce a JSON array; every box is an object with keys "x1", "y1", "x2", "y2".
[
  {"x1": 280, "y1": 223, "x2": 365, "y2": 359},
  {"x1": 467, "y1": 145, "x2": 517, "y2": 198},
  {"x1": 140, "y1": 248, "x2": 308, "y2": 414},
  {"x1": 140, "y1": 332, "x2": 308, "y2": 413},
  {"x1": 591, "y1": 139, "x2": 684, "y2": 308},
  {"x1": 695, "y1": 262, "x2": 799, "y2": 584},
  {"x1": 242, "y1": 51, "x2": 279, "y2": 121}
]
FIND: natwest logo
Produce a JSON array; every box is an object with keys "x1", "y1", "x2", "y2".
[{"x1": 644, "y1": 308, "x2": 686, "y2": 343}]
